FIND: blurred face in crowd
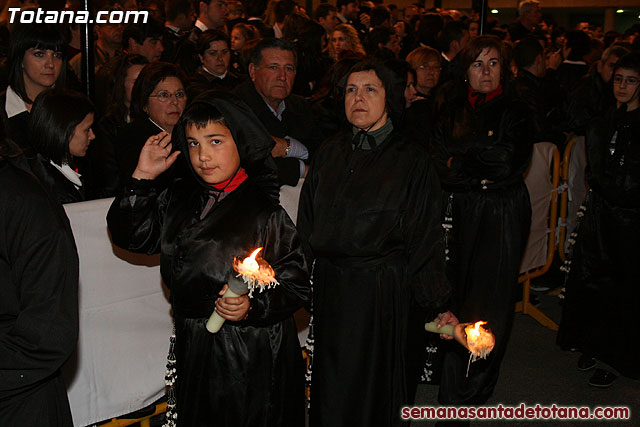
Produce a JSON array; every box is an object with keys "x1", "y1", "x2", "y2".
[
  {"x1": 124, "y1": 64, "x2": 145, "y2": 108},
  {"x1": 415, "y1": 59, "x2": 441, "y2": 95},
  {"x1": 612, "y1": 68, "x2": 640, "y2": 109},
  {"x1": 230, "y1": 27, "x2": 245, "y2": 51},
  {"x1": 469, "y1": 21, "x2": 479, "y2": 38},
  {"x1": 249, "y1": 48, "x2": 296, "y2": 109},
  {"x1": 201, "y1": 0, "x2": 228, "y2": 29},
  {"x1": 404, "y1": 72, "x2": 417, "y2": 108},
  {"x1": 97, "y1": 23, "x2": 124, "y2": 50},
  {"x1": 332, "y1": 30, "x2": 348, "y2": 56},
  {"x1": 319, "y1": 11, "x2": 338, "y2": 34},
  {"x1": 394, "y1": 21, "x2": 407, "y2": 38},
  {"x1": 467, "y1": 47, "x2": 501, "y2": 93},
  {"x1": 68, "y1": 113, "x2": 96, "y2": 157},
  {"x1": 187, "y1": 121, "x2": 240, "y2": 185},
  {"x1": 129, "y1": 36, "x2": 164, "y2": 62},
  {"x1": 404, "y1": 6, "x2": 418, "y2": 23},
  {"x1": 344, "y1": 2, "x2": 359, "y2": 21},
  {"x1": 458, "y1": 30, "x2": 471, "y2": 53},
  {"x1": 144, "y1": 77, "x2": 187, "y2": 133},
  {"x1": 383, "y1": 33, "x2": 401, "y2": 57},
  {"x1": 201, "y1": 40, "x2": 231, "y2": 76},
  {"x1": 345, "y1": 70, "x2": 388, "y2": 131},
  {"x1": 524, "y1": 4, "x2": 542, "y2": 26},
  {"x1": 597, "y1": 54, "x2": 619, "y2": 84},
  {"x1": 22, "y1": 48, "x2": 63, "y2": 98}
]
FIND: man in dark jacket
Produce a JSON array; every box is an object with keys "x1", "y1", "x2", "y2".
[
  {"x1": 234, "y1": 38, "x2": 323, "y2": 186},
  {"x1": 512, "y1": 36, "x2": 566, "y2": 146}
]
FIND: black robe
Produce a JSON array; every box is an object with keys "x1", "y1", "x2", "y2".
[
  {"x1": 107, "y1": 175, "x2": 310, "y2": 426},
  {"x1": 430, "y1": 89, "x2": 533, "y2": 405},
  {"x1": 107, "y1": 91, "x2": 310, "y2": 426},
  {"x1": 297, "y1": 129, "x2": 450, "y2": 427},
  {"x1": 557, "y1": 107, "x2": 640, "y2": 379},
  {"x1": 0, "y1": 156, "x2": 78, "y2": 426}
]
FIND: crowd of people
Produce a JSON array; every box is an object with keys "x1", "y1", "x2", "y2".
[{"x1": 0, "y1": 0, "x2": 638, "y2": 426}]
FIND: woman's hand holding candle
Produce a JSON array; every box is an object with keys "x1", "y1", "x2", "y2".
[
  {"x1": 425, "y1": 311, "x2": 459, "y2": 340},
  {"x1": 215, "y1": 284, "x2": 250, "y2": 321}
]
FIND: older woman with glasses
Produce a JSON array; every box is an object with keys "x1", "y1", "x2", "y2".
[
  {"x1": 116, "y1": 62, "x2": 187, "y2": 190},
  {"x1": 406, "y1": 46, "x2": 442, "y2": 97},
  {"x1": 558, "y1": 52, "x2": 640, "y2": 388},
  {"x1": 404, "y1": 46, "x2": 443, "y2": 145}
]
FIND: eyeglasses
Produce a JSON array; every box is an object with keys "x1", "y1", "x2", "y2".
[
  {"x1": 149, "y1": 90, "x2": 187, "y2": 102},
  {"x1": 418, "y1": 64, "x2": 442, "y2": 72},
  {"x1": 613, "y1": 75, "x2": 639, "y2": 86}
]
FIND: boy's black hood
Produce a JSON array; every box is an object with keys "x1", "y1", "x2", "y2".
[{"x1": 172, "y1": 91, "x2": 278, "y2": 195}]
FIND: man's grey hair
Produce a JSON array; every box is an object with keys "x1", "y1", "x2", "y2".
[{"x1": 518, "y1": 0, "x2": 540, "y2": 17}]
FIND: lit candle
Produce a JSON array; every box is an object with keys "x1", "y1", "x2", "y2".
[
  {"x1": 206, "y1": 247, "x2": 279, "y2": 333},
  {"x1": 424, "y1": 320, "x2": 495, "y2": 360}
]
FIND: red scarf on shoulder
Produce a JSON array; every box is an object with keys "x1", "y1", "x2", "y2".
[
  {"x1": 467, "y1": 84, "x2": 503, "y2": 110},
  {"x1": 209, "y1": 168, "x2": 248, "y2": 192}
]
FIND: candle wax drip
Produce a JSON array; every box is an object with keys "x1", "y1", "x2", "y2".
[{"x1": 232, "y1": 247, "x2": 279, "y2": 297}]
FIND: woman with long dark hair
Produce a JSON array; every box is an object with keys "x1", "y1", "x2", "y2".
[
  {"x1": 2, "y1": 22, "x2": 66, "y2": 155},
  {"x1": 28, "y1": 88, "x2": 95, "y2": 204},
  {"x1": 0, "y1": 105, "x2": 79, "y2": 427},
  {"x1": 430, "y1": 35, "x2": 533, "y2": 407}
]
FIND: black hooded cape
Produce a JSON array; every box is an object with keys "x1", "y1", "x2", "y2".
[{"x1": 107, "y1": 92, "x2": 310, "y2": 426}]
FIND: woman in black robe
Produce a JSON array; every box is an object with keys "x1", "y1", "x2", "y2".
[
  {"x1": 297, "y1": 60, "x2": 452, "y2": 427},
  {"x1": 557, "y1": 53, "x2": 640, "y2": 387},
  {"x1": 107, "y1": 91, "x2": 310, "y2": 426},
  {"x1": 430, "y1": 35, "x2": 533, "y2": 407}
]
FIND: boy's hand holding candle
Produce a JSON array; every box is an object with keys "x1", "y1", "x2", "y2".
[{"x1": 206, "y1": 248, "x2": 279, "y2": 333}]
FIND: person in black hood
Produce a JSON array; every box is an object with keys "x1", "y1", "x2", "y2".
[
  {"x1": 107, "y1": 91, "x2": 310, "y2": 426},
  {"x1": 298, "y1": 59, "x2": 454, "y2": 427}
]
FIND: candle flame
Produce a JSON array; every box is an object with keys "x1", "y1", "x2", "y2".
[
  {"x1": 464, "y1": 321, "x2": 495, "y2": 360},
  {"x1": 232, "y1": 247, "x2": 279, "y2": 297},
  {"x1": 240, "y1": 247, "x2": 262, "y2": 272}
]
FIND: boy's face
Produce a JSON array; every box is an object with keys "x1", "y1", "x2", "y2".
[{"x1": 186, "y1": 121, "x2": 240, "y2": 185}]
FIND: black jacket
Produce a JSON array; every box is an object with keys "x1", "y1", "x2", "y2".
[
  {"x1": 107, "y1": 92, "x2": 309, "y2": 425},
  {"x1": 512, "y1": 68, "x2": 566, "y2": 145},
  {"x1": 27, "y1": 154, "x2": 84, "y2": 204},
  {"x1": 234, "y1": 80, "x2": 323, "y2": 185},
  {"x1": 0, "y1": 154, "x2": 78, "y2": 425},
  {"x1": 566, "y1": 70, "x2": 616, "y2": 136}
]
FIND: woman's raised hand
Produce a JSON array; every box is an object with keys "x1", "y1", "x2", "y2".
[{"x1": 132, "y1": 132, "x2": 181, "y2": 180}]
